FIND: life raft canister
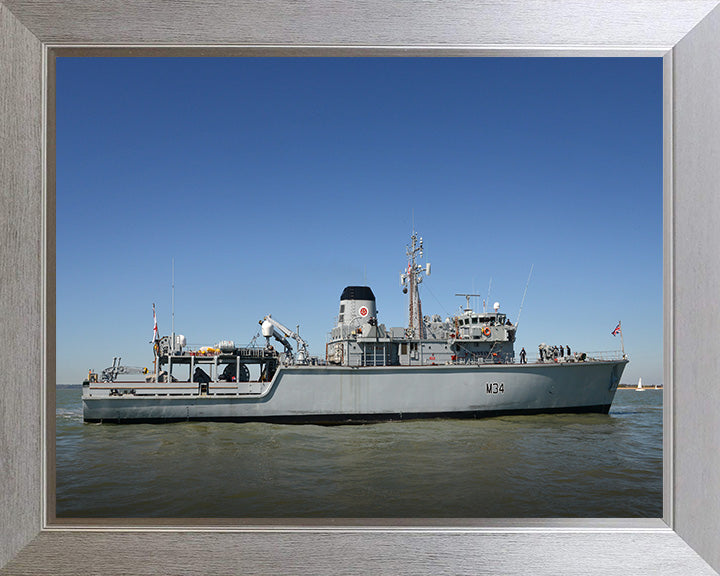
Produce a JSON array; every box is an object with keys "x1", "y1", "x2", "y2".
[{"x1": 482, "y1": 327, "x2": 492, "y2": 337}]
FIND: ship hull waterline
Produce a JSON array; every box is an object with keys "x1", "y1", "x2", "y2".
[{"x1": 82, "y1": 360, "x2": 628, "y2": 424}]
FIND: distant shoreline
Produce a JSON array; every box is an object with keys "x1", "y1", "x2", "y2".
[{"x1": 618, "y1": 385, "x2": 663, "y2": 389}]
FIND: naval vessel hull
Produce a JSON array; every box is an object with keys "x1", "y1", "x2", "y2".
[{"x1": 82, "y1": 359, "x2": 628, "y2": 424}]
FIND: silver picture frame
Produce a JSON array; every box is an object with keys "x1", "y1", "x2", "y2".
[{"x1": 2, "y1": 1, "x2": 720, "y2": 574}]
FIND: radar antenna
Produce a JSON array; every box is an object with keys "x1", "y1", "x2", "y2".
[{"x1": 455, "y1": 293, "x2": 482, "y2": 313}]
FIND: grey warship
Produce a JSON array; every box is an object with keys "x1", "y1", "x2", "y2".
[{"x1": 82, "y1": 232, "x2": 628, "y2": 423}]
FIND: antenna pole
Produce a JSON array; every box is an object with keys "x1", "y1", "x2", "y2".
[
  {"x1": 401, "y1": 230, "x2": 429, "y2": 338},
  {"x1": 515, "y1": 264, "x2": 534, "y2": 329},
  {"x1": 171, "y1": 258, "x2": 175, "y2": 353}
]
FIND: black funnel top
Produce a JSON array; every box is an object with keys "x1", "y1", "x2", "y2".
[{"x1": 340, "y1": 286, "x2": 375, "y2": 301}]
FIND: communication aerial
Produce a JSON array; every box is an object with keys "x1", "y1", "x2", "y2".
[{"x1": 400, "y1": 230, "x2": 430, "y2": 338}]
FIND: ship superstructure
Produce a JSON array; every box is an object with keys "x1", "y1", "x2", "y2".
[{"x1": 325, "y1": 232, "x2": 517, "y2": 369}]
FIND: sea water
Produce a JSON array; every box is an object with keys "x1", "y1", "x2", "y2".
[{"x1": 56, "y1": 387, "x2": 662, "y2": 518}]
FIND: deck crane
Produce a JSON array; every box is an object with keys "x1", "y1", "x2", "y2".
[
  {"x1": 260, "y1": 315, "x2": 310, "y2": 365},
  {"x1": 100, "y1": 357, "x2": 149, "y2": 382}
]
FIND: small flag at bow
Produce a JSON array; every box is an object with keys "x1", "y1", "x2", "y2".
[{"x1": 612, "y1": 321, "x2": 622, "y2": 336}]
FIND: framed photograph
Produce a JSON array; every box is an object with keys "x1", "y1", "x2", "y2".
[
  {"x1": 2, "y1": 1, "x2": 720, "y2": 574},
  {"x1": 53, "y1": 56, "x2": 663, "y2": 521}
]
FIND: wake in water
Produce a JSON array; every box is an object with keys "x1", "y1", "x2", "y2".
[{"x1": 56, "y1": 407, "x2": 83, "y2": 422}]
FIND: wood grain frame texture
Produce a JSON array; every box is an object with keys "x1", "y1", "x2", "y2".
[{"x1": 2, "y1": 1, "x2": 720, "y2": 574}]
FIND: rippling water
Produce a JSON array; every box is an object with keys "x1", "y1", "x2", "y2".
[{"x1": 56, "y1": 387, "x2": 662, "y2": 518}]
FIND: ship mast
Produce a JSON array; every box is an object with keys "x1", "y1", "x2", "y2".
[{"x1": 400, "y1": 230, "x2": 430, "y2": 338}]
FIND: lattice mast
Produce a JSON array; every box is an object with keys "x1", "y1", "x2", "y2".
[{"x1": 400, "y1": 231, "x2": 430, "y2": 338}]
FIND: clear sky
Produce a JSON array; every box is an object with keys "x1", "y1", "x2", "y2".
[{"x1": 56, "y1": 57, "x2": 662, "y2": 385}]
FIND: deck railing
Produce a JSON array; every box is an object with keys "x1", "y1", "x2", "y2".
[
  {"x1": 451, "y1": 349, "x2": 626, "y2": 366},
  {"x1": 528, "y1": 350, "x2": 626, "y2": 363}
]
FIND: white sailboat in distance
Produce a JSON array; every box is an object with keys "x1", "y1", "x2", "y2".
[{"x1": 636, "y1": 377, "x2": 644, "y2": 391}]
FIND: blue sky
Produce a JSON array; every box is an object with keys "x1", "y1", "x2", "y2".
[{"x1": 56, "y1": 57, "x2": 662, "y2": 385}]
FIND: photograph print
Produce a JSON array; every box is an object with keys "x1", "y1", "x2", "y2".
[{"x1": 56, "y1": 56, "x2": 662, "y2": 518}]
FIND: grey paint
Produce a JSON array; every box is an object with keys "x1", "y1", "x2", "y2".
[
  {"x1": 83, "y1": 362, "x2": 626, "y2": 421},
  {"x1": 1, "y1": 1, "x2": 720, "y2": 574}
]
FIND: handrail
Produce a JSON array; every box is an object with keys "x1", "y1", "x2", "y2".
[
  {"x1": 529, "y1": 350, "x2": 626, "y2": 363},
  {"x1": 580, "y1": 350, "x2": 627, "y2": 361}
]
